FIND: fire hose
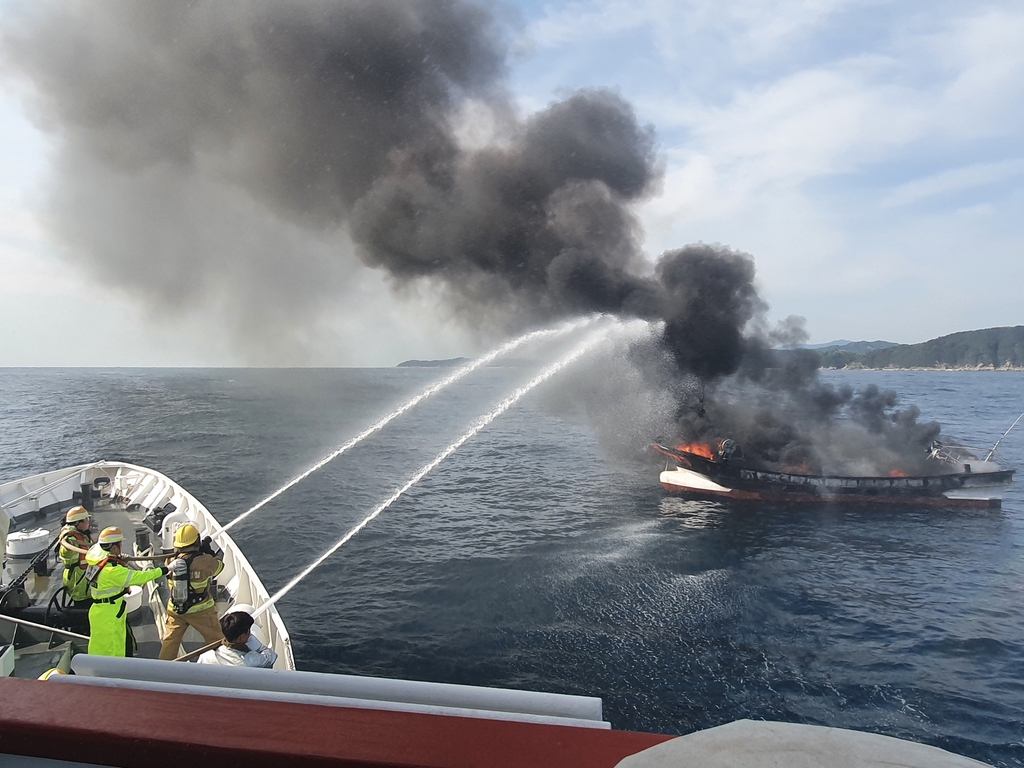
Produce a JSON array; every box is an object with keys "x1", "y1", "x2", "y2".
[
  {"x1": 61, "y1": 537, "x2": 227, "y2": 662},
  {"x1": 22, "y1": 533, "x2": 228, "y2": 661},
  {"x1": 60, "y1": 536, "x2": 218, "y2": 563},
  {"x1": 58, "y1": 539, "x2": 171, "y2": 563},
  {"x1": 985, "y1": 411, "x2": 1024, "y2": 461},
  {"x1": 173, "y1": 637, "x2": 223, "y2": 662}
]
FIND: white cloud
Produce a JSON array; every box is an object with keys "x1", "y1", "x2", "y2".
[
  {"x1": 938, "y1": 10, "x2": 1024, "y2": 137},
  {"x1": 680, "y1": 61, "x2": 921, "y2": 184},
  {"x1": 523, "y1": 1, "x2": 1024, "y2": 195},
  {"x1": 882, "y1": 159, "x2": 1024, "y2": 207},
  {"x1": 526, "y1": 0, "x2": 878, "y2": 63},
  {"x1": 525, "y1": 0, "x2": 662, "y2": 48},
  {"x1": 591, "y1": 3, "x2": 1024, "y2": 340}
]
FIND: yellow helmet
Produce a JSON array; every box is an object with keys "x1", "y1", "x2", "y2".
[
  {"x1": 173, "y1": 523, "x2": 200, "y2": 549},
  {"x1": 38, "y1": 668, "x2": 67, "y2": 681},
  {"x1": 98, "y1": 526, "x2": 124, "y2": 546},
  {"x1": 65, "y1": 506, "x2": 90, "y2": 524}
]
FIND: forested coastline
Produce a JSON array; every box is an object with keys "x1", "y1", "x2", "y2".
[{"x1": 817, "y1": 326, "x2": 1024, "y2": 370}]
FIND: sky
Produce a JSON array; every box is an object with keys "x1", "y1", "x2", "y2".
[{"x1": 1, "y1": 0, "x2": 1022, "y2": 366}]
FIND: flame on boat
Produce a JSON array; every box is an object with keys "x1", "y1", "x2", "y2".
[{"x1": 676, "y1": 443, "x2": 716, "y2": 460}]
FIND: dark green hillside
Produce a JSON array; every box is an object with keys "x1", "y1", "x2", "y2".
[
  {"x1": 862, "y1": 326, "x2": 1024, "y2": 368},
  {"x1": 819, "y1": 340, "x2": 897, "y2": 354}
]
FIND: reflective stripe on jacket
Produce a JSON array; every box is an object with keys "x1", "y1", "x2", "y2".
[
  {"x1": 89, "y1": 550, "x2": 163, "y2": 601},
  {"x1": 86, "y1": 551, "x2": 163, "y2": 657}
]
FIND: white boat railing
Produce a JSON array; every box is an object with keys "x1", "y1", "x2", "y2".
[
  {"x1": 1, "y1": 462, "x2": 294, "y2": 670},
  {"x1": 0, "y1": 462, "x2": 104, "y2": 516}
]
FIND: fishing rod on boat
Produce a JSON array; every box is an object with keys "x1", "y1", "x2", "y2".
[{"x1": 985, "y1": 412, "x2": 1024, "y2": 462}]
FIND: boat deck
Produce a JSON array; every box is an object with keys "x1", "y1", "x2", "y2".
[
  {"x1": 2, "y1": 461, "x2": 294, "y2": 671},
  {"x1": 2, "y1": 494, "x2": 231, "y2": 676}
]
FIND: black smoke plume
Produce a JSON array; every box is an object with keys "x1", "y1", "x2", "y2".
[
  {"x1": 2, "y1": 0, "x2": 665, "y2": 348},
  {"x1": 2, "y1": 0, "x2": 945, "y2": 470}
]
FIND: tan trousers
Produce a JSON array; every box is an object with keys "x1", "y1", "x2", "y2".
[{"x1": 159, "y1": 607, "x2": 224, "y2": 660}]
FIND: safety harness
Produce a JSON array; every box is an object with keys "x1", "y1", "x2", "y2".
[
  {"x1": 85, "y1": 553, "x2": 133, "y2": 604},
  {"x1": 60, "y1": 527, "x2": 92, "y2": 593},
  {"x1": 84, "y1": 545, "x2": 143, "y2": 653},
  {"x1": 168, "y1": 552, "x2": 211, "y2": 614}
]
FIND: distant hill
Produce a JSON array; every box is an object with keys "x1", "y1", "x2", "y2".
[
  {"x1": 811, "y1": 340, "x2": 898, "y2": 354},
  {"x1": 817, "y1": 326, "x2": 1024, "y2": 370},
  {"x1": 804, "y1": 339, "x2": 857, "y2": 350},
  {"x1": 397, "y1": 357, "x2": 469, "y2": 368},
  {"x1": 396, "y1": 356, "x2": 537, "y2": 369},
  {"x1": 399, "y1": 328, "x2": 1024, "y2": 371}
]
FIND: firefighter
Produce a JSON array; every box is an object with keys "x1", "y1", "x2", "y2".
[
  {"x1": 85, "y1": 527, "x2": 167, "y2": 657},
  {"x1": 58, "y1": 506, "x2": 94, "y2": 606},
  {"x1": 158, "y1": 523, "x2": 225, "y2": 660}
]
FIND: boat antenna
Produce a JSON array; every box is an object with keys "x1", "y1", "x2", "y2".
[{"x1": 985, "y1": 411, "x2": 1024, "y2": 462}]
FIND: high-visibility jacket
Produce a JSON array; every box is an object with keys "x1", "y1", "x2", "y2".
[
  {"x1": 58, "y1": 525, "x2": 93, "y2": 602},
  {"x1": 166, "y1": 550, "x2": 223, "y2": 615},
  {"x1": 85, "y1": 544, "x2": 163, "y2": 657}
]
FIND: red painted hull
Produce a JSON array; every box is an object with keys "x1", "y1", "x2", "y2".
[
  {"x1": 0, "y1": 677, "x2": 672, "y2": 768},
  {"x1": 655, "y1": 443, "x2": 1010, "y2": 509},
  {"x1": 659, "y1": 480, "x2": 1002, "y2": 508}
]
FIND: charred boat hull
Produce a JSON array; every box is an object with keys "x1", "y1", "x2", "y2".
[{"x1": 654, "y1": 444, "x2": 1014, "y2": 508}]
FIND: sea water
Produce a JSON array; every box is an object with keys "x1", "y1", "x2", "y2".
[{"x1": 1, "y1": 367, "x2": 1022, "y2": 766}]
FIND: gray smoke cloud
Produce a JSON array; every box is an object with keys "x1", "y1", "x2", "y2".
[
  {"x1": 0, "y1": 0, "x2": 763, "y2": 372},
  {"x1": 2, "y1": 0, "x2": 947, "y2": 470},
  {"x1": 2, "y1": 0, "x2": 667, "y2": 354},
  {"x1": 1, "y1": 0, "x2": 512, "y2": 359}
]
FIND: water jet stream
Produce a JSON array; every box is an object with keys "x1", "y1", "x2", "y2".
[
  {"x1": 215, "y1": 315, "x2": 604, "y2": 536},
  {"x1": 253, "y1": 321, "x2": 640, "y2": 618}
]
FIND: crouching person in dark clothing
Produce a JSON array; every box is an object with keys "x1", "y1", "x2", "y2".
[{"x1": 197, "y1": 610, "x2": 278, "y2": 668}]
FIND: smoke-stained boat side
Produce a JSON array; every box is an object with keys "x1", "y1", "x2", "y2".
[{"x1": 653, "y1": 441, "x2": 1015, "y2": 507}]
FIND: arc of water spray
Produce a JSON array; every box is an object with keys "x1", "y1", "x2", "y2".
[
  {"x1": 252, "y1": 320, "x2": 643, "y2": 618},
  {"x1": 214, "y1": 314, "x2": 604, "y2": 536}
]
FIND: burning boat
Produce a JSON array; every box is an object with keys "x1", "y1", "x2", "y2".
[{"x1": 653, "y1": 439, "x2": 1015, "y2": 508}]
